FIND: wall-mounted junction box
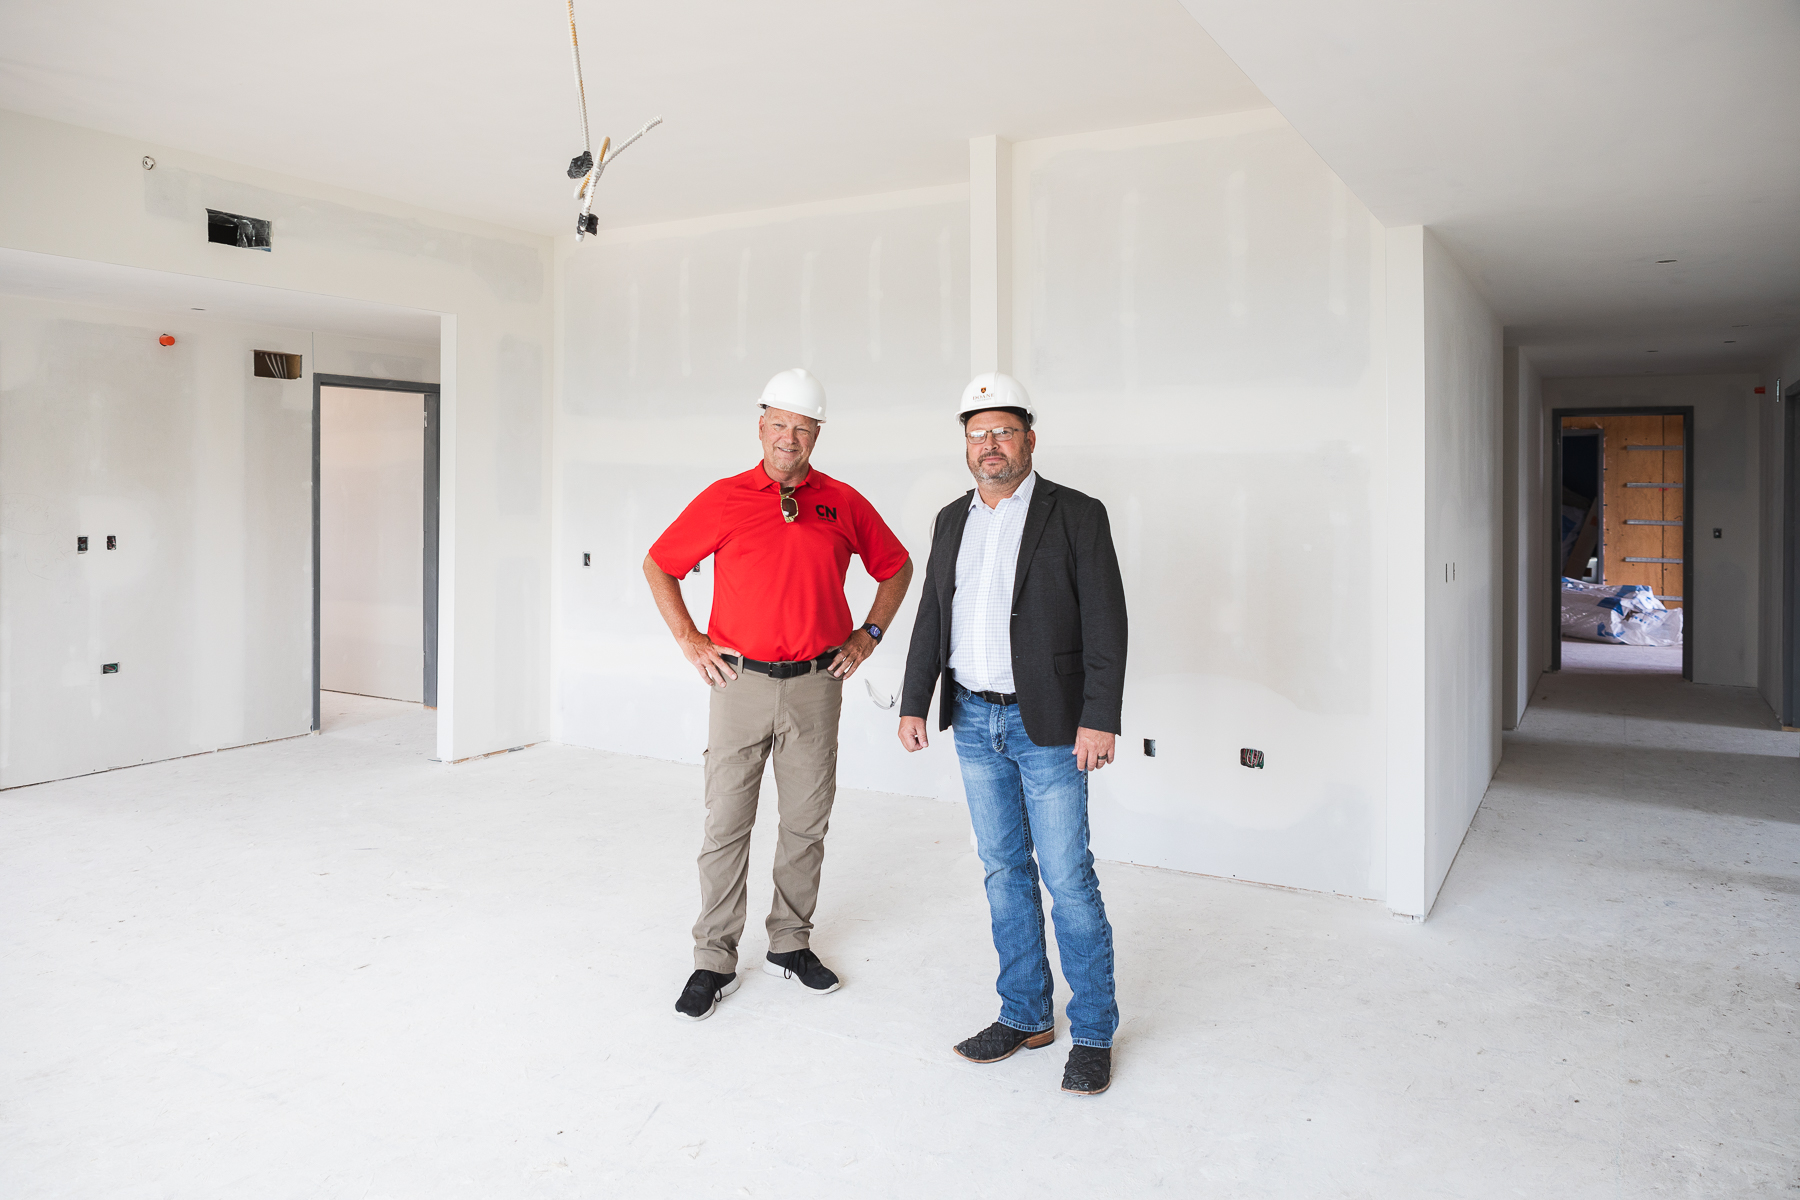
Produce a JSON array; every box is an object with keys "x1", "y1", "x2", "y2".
[
  {"x1": 1143, "y1": 738, "x2": 1156, "y2": 757},
  {"x1": 102, "y1": 663, "x2": 119, "y2": 674},
  {"x1": 77, "y1": 536, "x2": 88, "y2": 553},
  {"x1": 1241, "y1": 748, "x2": 1265, "y2": 769},
  {"x1": 106, "y1": 535, "x2": 116, "y2": 550}
]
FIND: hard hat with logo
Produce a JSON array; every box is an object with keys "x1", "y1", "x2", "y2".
[
  {"x1": 958, "y1": 372, "x2": 1034, "y2": 423},
  {"x1": 759, "y1": 367, "x2": 827, "y2": 422}
]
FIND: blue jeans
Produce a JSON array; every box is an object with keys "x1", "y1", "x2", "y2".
[{"x1": 952, "y1": 686, "x2": 1119, "y2": 1048}]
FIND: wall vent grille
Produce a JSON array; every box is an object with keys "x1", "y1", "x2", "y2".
[{"x1": 253, "y1": 351, "x2": 303, "y2": 379}]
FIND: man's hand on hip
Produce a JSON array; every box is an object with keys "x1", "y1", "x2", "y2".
[
  {"x1": 898, "y1": 716, "x2": 929, "y2": 752},
  {"x1": 679, "y1": 630, "x2": 739, "y2": 688},
  {"x1": 827, "y1": 630, "x2": 877, "y2": 679},
  {"x1": 1074, "y1": 728, "x2": 1115, "y2": 771}
]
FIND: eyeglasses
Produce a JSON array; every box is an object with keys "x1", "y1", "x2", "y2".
[
  {"x1": 966, "y1": 426, "x2": 1022, "y2": 445},
  {"x1": 779, "y1": 484, "x2": 799, "y2": 523}
]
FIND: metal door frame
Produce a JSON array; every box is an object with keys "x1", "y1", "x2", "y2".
[{"x1": 1781, "y1": 380, "x2": 1797, "y2": 724}]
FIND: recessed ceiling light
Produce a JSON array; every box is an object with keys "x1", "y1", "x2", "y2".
[
  {"x1": 1655, "y1": 258, "x2": 1677, "y2": 264},
  {"x1": 191, "y1": 307, "x2": 205, "y2": 311}
]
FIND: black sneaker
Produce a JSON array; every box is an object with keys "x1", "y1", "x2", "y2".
[
  {"x1": 674, "y1": 969, "x2": 739, "y2": 1020},
  {"x1": 953, "y1": 1021, "x2": 1055, "y2": 1063},
  {"x1": 1061, "y1": 1045, "x2": 1112, "y2": 1095},
  {"x1": 762, "y1": 947, "x2": 841, "y2": 994}
]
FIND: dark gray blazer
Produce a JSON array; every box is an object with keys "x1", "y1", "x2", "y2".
[{"x1": 900, "y1": 475, "x2": 1127, "y2": 747}]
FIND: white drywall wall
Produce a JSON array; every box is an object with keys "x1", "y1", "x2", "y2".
[
  {"x1": 0, "y1": 296, "x2": 312, "y2": 787},
  {"x1": 1384, "y1": 227, "x2": 1429, "y2": 916},
  {"x1": 1007, "y1": 112, "x2": 1392, "y2": 900},
  {"x1": 1540, "y1": 374, "x2": 1763, "y2": 688},
  {"x1": 551, "y1": 108, "x2": 1499, "y2": 910},
  {"x1": 1381, "y1": 227, "x2": 1505, "y2": 917},
  {"x1": 553, "y1": 186, "x2": 972, "y2": 804},
  {"x1": 1420, "y1": 231, "x2": 1504, "y2": 910},
  {"x1": 320, "y1": 387, "x2": 424, "y2": 703},
  {"x1": 1501, "y1": 347, "x2": 1548, "y2": 729},
  {"x1": 0, "y1": 108, "x2": 553, "y2": 763},
  {"x1": 315, "y1": 333, "x2": 440, "y2": 386}
]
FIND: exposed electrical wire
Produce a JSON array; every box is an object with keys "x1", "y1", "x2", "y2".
[{"x1": 565, "y1": 0, "x2": 662, "y2": 240}]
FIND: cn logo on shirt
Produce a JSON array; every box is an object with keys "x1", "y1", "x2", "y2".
[{"x1": 814, "y1": 504, "x2": 838, "y2": 522}]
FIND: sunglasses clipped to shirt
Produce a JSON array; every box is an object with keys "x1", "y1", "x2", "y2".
[{"x1": 780, "y1": 484, "x2": 799, "y2": 523}]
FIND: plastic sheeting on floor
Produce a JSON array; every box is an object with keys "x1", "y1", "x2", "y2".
[{"x1": 1561, "y1": 577, "x2": 1683, "y2": 646}]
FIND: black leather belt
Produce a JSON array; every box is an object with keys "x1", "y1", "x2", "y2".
[
  {"x1": 729, "y1": 649, "x2": 838, "y2": 680},
  {"x1": 957, "y1": 677, "x2": 1018, "y2": 706}
]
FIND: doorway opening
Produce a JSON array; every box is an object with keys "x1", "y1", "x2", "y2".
[
  {"x1": 312, "y1": 374, "x2": 440, "y2": 730},
  {"x1": 1550, "y1": 407, "x2": 1694, "y2": 680}
]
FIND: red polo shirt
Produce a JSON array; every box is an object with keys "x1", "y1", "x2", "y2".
[{"x1": 650, "y1": 464, "x2": 910, "y2": 663}]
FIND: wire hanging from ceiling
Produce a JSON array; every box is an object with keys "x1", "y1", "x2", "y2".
[{"x1": 565, "y1": 0, "x2": 661, "y2": 241}]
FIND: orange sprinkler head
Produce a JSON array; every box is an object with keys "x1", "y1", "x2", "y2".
[{"x1": 159, "y1": 334, "x2": 176, "y2": 346}]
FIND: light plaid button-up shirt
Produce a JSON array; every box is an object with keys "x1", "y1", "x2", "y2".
[{"x1": 948, "y1": 471, "x2": 1037, "y2": 693}]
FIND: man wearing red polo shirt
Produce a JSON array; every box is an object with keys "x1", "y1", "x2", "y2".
[{"x1": 644, "y1": 368, "x2": 914, "y2": 1021}]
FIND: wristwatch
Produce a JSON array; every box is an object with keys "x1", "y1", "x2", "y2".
[{"x1": 861, "y1": 622, "x2": 883, "y2": 643}]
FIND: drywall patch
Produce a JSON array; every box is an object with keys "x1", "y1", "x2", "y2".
[{"x1": 146, "y1": 167, "x2": 543, "y2": 304}]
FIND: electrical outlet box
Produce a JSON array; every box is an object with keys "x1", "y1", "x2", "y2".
[
  {"x1": 77, "y1": 536, "x2": 88, "y2": 553},
  {"x1": 582, "y1": 552, "x2": 591, "y2": 567},
  {"x1": 1240, "y1": 748, "x2": 1265, "y2": 769},
  {"x1": 1143, "y1": 738, "x2": 1156, "y2": 757},
  {"x1": 106, "y1": 535, "x2": 116, "y2": 550},
  {"x1": 102, "y1": 663, "x2": 119, "y2": 674}
]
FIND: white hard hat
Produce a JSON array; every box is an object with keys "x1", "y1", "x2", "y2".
[
  {"x1": 958, "y1": 372, "x2": 1034, "y2": 422},
  {"x1": 759, "y1": 367, "x2": 827, "y2": 422}
]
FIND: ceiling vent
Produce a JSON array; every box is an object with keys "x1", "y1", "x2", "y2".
[
  {"x1": 253, "y1": 351, "x2": 302, "y2": 380},
  {"x1": 207, "y1": 208, "x2": 271, "y2": 251}
]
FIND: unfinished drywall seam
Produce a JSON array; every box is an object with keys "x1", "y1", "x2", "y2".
[{"x1": 969, "y1": 135, "x2": 1011, "y2": 375}]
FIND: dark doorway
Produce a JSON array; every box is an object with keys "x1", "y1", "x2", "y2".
[{"x1": 1560, "y1": 429, "x2": 1602, "y2": 582}]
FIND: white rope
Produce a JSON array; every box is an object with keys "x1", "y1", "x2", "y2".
[
  {"x1": 565, "y1": 0, "x2": 661, "y2": 240},
  {"x1": 567, "y1": 0, "x2": 591, "y2": 156}
]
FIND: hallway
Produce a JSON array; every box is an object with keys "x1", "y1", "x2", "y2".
[
  {"x1": 2, "y1": 671, "x2": 1796, "y2": 1198},
  {"x1": 1442, "y1": 645, "x2": 1798, "y2": 1194}
]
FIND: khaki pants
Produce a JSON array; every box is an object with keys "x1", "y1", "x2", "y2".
[{"x1": 693, "y1": 662, "x2": 843, "y2": 973}]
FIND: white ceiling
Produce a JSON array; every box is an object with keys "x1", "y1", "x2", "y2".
[
  {"x1": 0, "y1": 0, "x2": 1266, "y2": 235},
  {"x1": 4, "y1": 1, "x2": 1795, "y2": 377},
  {"x1": 0, "y1": 247, "x2": 441, "y2": 341},
  {"x1": 1178, "y1": 0, "x2": 1800, "y2": 376}
]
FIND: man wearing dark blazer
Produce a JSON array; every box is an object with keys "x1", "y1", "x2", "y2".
[{"x1": 897, "y1": 372, "x2": 1127, "y2": 1097}]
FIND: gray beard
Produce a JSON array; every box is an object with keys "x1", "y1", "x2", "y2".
[{"x1": 972, "y1": 455, "x2": 1029, "y2": 486}]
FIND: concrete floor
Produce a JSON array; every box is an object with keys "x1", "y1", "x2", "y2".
[{"x1": 3, "y1": 671, "x2": 1796, "y2": 1199}]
